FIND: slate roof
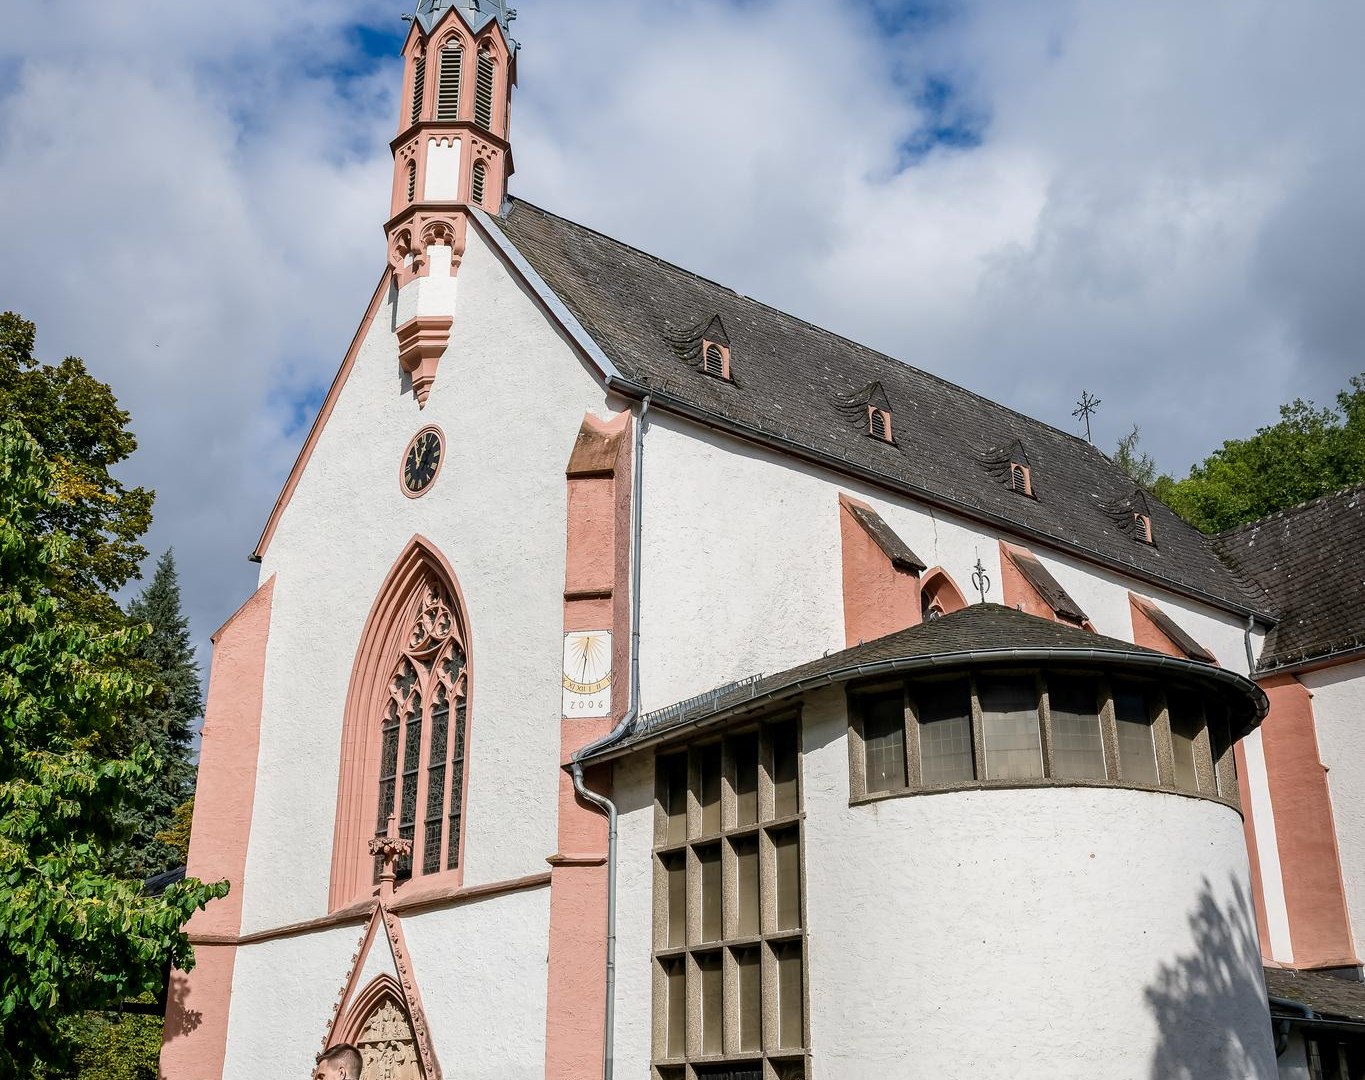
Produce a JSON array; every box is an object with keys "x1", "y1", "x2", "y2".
[
  {"x1": 581, "y1": 605, "x2": 1268, "y2": 761},
  {"x1": 412, "y1": 0, "x2": 515, "y2": 36},
  {"x1": 1213, "y1": 484, "x2": 1365, "y2": 671},
  {"x1": 1265, "y1": 967, "x2": 1365, "y2": 1022},
  {"x1": 496, "y1": 199, "x2": 1272, "y2": 619}
]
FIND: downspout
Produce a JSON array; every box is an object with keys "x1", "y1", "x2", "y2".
[
  {"x1": 1269, "y1": 995, "x2": 1317, "y2": 1057},
  {"x1": 1245, "y1": 615, "x2": 1259, "y2": 677},
  {"x1": 570, "y1": 392, "x2": 650, "y2": 1080}
]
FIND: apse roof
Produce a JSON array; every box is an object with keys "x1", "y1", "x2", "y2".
[
  {"x1": 494, "y1": 199, "x2": 1275, "y2": 621},
  {"x1": 1265, "y1": 967, "x2": 1365, "y2": 1023},
  {"x1": 579, "y1": 605, "x2": 1269, "y2": 761},
  {"x1": 412, "y1": 0, "x2": 515, "y2": 37},
  {"x1": 1214, "y1": 483, "x2": 1365, "y2": 671}
]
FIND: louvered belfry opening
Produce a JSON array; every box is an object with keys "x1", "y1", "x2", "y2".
[
  {"x1": 470, "y1": 161, "x2": 488, "y2": 208},
  {"x1": 475, "y1": 49, "x2": 496, "y2": 129},
  {"x1": 406, "y1": 161, "x2": 418, "y2": 203},
  {"x1": 437, "y1": 43, "x2": 463, "y2": 122},
  {"x1": 411, "y1": 53, "x2": 427, "y2": 125}
]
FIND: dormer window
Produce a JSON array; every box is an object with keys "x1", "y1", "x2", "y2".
[
  {"x1": 1008, "y1": 462, "x2": 1033, "y2": 497},
  {"x1": 868, "y1": 406, "x2": 893, "y2": 443},
  {"x1": 701, "y1": 341, "x2": 731, "y2": 380},
  {"x1": 1134, "y1": 512, "x2": 1154, "y2": 545}
]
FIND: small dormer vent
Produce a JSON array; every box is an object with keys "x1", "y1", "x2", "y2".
[
  {"x1": 665, "y1": 315, "x2": 737, "y2": 384},
  {"x1": 868, "y1": 406, "x2": 893, "y2": 443},
  {"x1": 701, "y1": 342, "x2": 730, "y2": 380},
  {"x1": 834, "y1": 381, "x2": 895, "y2": 443},
  {"x1": 1100, "y1": 488, "x2": 1158, "y2": 547},
  {"x1": 976, "y1": 439, "x2": 1035, "y2": 499}
]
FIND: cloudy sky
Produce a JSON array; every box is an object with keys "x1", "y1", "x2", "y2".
[{"x1": 1, "y1": 0, "x2": 1361, "y2": 665}]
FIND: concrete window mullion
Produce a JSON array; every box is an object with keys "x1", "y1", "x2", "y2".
[{"x1": 1097, "y1": 677, "x2": 1121, "y2": 782}]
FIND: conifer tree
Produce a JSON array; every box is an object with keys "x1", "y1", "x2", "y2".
[{"x1": 119, "y1": 550, "x2": 201, "y2": 880}]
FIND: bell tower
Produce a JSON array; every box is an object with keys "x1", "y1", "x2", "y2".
[
  {"x1": 386, "y1": 0, "x2": 518, "y2": 404},
  {"x1": 387, "y1": 0, "x2": 517, "y2": 289}
]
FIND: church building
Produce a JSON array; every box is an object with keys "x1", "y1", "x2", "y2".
[{"x1": 159, "y1": 3, "x2": 1365, "y2": 1077}]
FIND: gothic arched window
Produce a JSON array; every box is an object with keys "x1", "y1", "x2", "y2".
[
  {"x1": 375, "y1": 582, "x2": 469, "y2": 881},
  {"x1": 331, "y1": 537, "x2": 473, "y2": 909}
]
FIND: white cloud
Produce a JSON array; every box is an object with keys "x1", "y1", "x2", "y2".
[{"x1": 0, "y1": 0, "x2": 1360, "y2": 661}]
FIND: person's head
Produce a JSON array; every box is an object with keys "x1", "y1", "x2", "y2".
[{"x1": 314, "y1": 1044, "x2": 363, "y2": 1080}]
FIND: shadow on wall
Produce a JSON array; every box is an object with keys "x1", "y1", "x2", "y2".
[
  {"x1": 1146, "y1": 876, "x2": 1275, "y2": 1080},
  {"x1": 164, "y1": 970, "x2": 204, "y2": 1041}
]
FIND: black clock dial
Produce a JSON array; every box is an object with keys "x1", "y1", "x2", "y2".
[{"x1": 403, "y1": 430, "x2": 442, "y2": 493}]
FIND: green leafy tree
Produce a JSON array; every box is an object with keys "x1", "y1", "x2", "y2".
[
  {"x1": 0, "y1": 313, "x2": 153, "y2": 627},
  {"x1": 1159, "y1": 374, "x2": 1365, "y2": 533},
  {"x1": 0, "y1": 420, "x2": 226, "y2": 1079},
  {"x1": 118, "y1": 551, "x2": 201, "y2": 880}
]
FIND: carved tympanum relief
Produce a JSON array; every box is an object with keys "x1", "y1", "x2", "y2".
[{"x1": 357, "y1": 998, "x2": 423, "y2": 1080}]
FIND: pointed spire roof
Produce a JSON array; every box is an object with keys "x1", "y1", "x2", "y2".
[{"x1": 412, "y1": 0, "x2": 516, "y2": 37}]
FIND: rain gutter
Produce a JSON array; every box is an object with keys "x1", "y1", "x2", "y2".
[{"x1": 579, "y1": 645, "x2": 1270, "y2": 766}]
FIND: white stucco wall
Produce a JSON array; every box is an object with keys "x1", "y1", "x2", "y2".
[
  {"x1": 221, "y1": 926, "x2": 363, "y2": 1080},
  {"x1": 425, "y1": 138, "x2": 462, "y2": 201},
  {"x1": 636, "y1": 415, "x2": 1001, "y2": 712},
  {"x1": 401, "y1": 885, "x2": 551, "y2": 1078},
  {"x1": 610, "y1": 688, "x2": 1277, "y2": 1079},
  {"x1": 242, "y1": 225, "x2": 612, "y2": 933},
  {"x1": 220, "y1": 883, "x2": 549, "y2": 1080},
  {"x1": 1302, "y1": 658, "x2": 1365, "y2": 956}
]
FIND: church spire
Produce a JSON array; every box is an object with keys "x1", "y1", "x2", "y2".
[{"x1": 385, "y1": 0, "x2": 518, "y2": 292}]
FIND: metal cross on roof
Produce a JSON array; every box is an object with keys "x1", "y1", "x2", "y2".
[{"x1": 1072, "y1": 389, "x2": 1102, "y2": 444}]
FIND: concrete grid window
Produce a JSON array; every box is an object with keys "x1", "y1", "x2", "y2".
[
  {"x1": 653, "y1": 719, "x2": 810, "y2": 1080},
  {"x1": 851, "y1": 667, "x2": 1239, "y2": 806}
]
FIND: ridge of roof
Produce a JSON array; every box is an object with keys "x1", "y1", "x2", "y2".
[
  {"x1": 1216, "y1": 480, "x2": 1365, "y2": 541},
  {"x1": 496, "y1": 198, "x2": 1274, "y2": 621},
  {"x1": 501, "y1": 198, "x2": 1107, "y2": 457}
]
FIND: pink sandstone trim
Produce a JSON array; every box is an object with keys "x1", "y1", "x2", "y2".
[
  {"x1": 919, "y1": 566, "x2": 967, "y2": 618},
  {"x1": 329, "y1": 536, "x2": 474, "y2": 911},
  {"x1": 190, "y1": 871, "x2": 550, "y2": 948},
  {"x1": 1257, "y1": 674, "x2": 1358, "y2": 969},
  {"x1": 999, "y1": 540, "x2": 1055, "y2": 624},
  {"x1": 837, "y1": 493, "x2": 920, "y2": 647},
  {"x1": 160, "y1": 577, "x2": 276, "y2": 1080},
  {"x1": 1129, "y1": 593, "x2": 1202, "y2": 659},
  {"x1": 545, "y1": 410, "x2": 633, "y2": 1079},
  {"x1": 396, "y1": 318, "x2": 454, "y2": 409}
]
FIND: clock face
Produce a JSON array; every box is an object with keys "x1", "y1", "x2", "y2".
[{"x1": 402, "y1": 428, "x2": 443, "y2": 496}]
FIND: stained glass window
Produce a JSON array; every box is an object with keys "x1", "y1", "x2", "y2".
[{"x1": 373, "y1": 580, "x2": 469, "y2": 885}]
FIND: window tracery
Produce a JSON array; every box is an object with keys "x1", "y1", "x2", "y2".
[{"x1": 374, "y1": 581, "x2": 469, "y2": 884}]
